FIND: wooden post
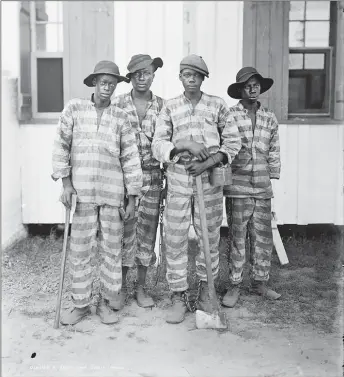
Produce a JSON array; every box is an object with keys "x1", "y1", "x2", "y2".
[{"x1": 334, "y1": 1, "x2": 344, "y2": 121}]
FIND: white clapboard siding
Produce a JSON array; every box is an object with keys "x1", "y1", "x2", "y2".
[
  {"x1": 184, "y1": 1, "x2": 243, "y2": 108},
  {"x1": 20, "y1": 123, "x2": 344, "y2": 225},
  {"x1": 20, "y1": 124, "x2": 66, "y2": 224},
  {"x1": 113, "y1": 1, "x2": 184, "y2": 100}
]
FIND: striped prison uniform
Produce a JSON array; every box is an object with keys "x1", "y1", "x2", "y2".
[
  {"x1": 112, "y1": 92, "x2": 164, "y2": 267},
  {"x1": 52, "y1": 96, "x2": 142, "y2": 307},
  {"x1": 152, "y1": 93, "x2": 241, "y2": 292},
  {"x1": 223, "y1": 101, "x2": 281, "y2": 284}
]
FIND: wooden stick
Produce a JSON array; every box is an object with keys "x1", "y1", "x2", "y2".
[
  {"x1": 272, "y1": 212, "x2": 289, "y2": 265},
  {"x1": 53, "y1": 206, "x2": 71, "y2": 329},
  {"x1": 195, "y1": 175, "x2": 218, "y2": 311}
]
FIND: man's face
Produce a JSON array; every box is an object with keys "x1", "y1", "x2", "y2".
[
  {"x1": 130, "y1": 64, "x2": 155, "y2": 92},
  {"x1": 94, "y1": 74, "x2": 118, "y2": 100},
  {"x1": 240, "y1": 76, "x2": 261, "y2": 101},
  {"x1": 179, "y1": 68, "x2": 204, "y2": 93}
]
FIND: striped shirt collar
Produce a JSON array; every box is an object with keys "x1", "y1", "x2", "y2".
[
  {"x1": 123, "y1": 90, "x2": 158, "y2": 105},
  {"x1": 236, "y1": 100, "x2": 264, "y2": 114},
  {"x1": 90, "y1": 93, "x2": 111, "y2": 109}
]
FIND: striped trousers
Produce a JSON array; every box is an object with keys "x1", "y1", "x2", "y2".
[
  {"x1": 225, "y1": 197, "x2": 273, "y2": 284},
  {"x1": 70, "y1": 203, "x2": 123, "y2": 308},
  {"x1": 165, "y1": 164, "x2": 223, "y2": 292},
  {"x1": 122, "y1": 169, "x2": 161, "y2": 267}
]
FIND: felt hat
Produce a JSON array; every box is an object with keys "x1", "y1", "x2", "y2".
[
  {"x1": 180, "y1": 54, "x2": 209, "y2": 78},
  {"x1": 126, "y1": 54, "x2": 163, "y2": 79},
  {"x1": 83, "y1": 60, "x2": 129, "y2": 87},
  {"x1": 227, "y1": 67, "x2": 273, "y2": 99}
]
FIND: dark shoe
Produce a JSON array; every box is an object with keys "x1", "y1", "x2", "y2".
[
  {"x1": 222, "y1": 286, "x2": 241, "y2": 308},
  {"x1": 136, "y1": 286, "x2": 154, "y2": 308},
  {"x1": 196, "y1": 281, "x2": 214, "y2": 313},
  {"x1": 251, "y1": 281, "x2": 281, "y2": 300},
  {"x1": 165, "y1": 292, "x2": 188, "y2": 324},
  {"x1": 108, "y1": 288, "x2": 127, "y2": 311},
  {"x1": 96, "y1": 299, "x2": 120, "y2": 324},
  {"x1": 60, "y1": 306, "x2": 91, "y2": 325}
]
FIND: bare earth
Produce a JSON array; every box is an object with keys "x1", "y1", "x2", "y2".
[{"x1": 2, "y1": 233, "x2": 343, "y2": 377}]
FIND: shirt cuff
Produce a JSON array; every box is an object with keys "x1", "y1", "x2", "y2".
[
  {"x1": 218, "y1": 147, "x2": 232, "y2": 166},
  {"x1": 163, "y1": 144, "x2": 179, "y2": 164},
  {"x1": 51, "y1": 167, "x2": 71, "y2": 181}
]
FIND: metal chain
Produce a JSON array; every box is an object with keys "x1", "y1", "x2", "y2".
[
  {"x1": 154, "y1": 167, "x2": 166, "y2": 286},
  {"x1": 226, "y1": 198, "x2": 232, "y2": 264},
  {"x1": 181, "y1": 279, "x2": 202, "y2": 313}
]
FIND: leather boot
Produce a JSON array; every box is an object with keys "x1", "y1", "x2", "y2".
[
  {"x1": 251, "y1": 281, "x2": 281, "y2": 300},
  {"x1": 108, "y1": 288, "x2": 127, "y2": 311},
  {"x1": 60, "y1": 306, "x2": 91, "y2": 325},
  {"x1": 136, "y1": 286, "x2": 154, "y2": 308},
  {"x1": 165, "y1": 292, "x2": 188, "y2": 324},
  {"x1": 96, "y1": 299, "x2": 120, "y2": 324},
  {"x1": 222, "y1": 285, "x2": 241, "y2": 308}
]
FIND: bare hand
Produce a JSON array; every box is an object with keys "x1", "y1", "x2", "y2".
[
  {"x1": 188, "y1": 141, "x2": 210, "y2": 161},
  {"x1": 186, "y1": 161, "x2": 207, "y2": 177},
  {"x1": 60, "y1": 185, "x2": 77, "y2": 209},
  {"x1": 124, "y1": 198, "x2": 135, "y2": 221}
]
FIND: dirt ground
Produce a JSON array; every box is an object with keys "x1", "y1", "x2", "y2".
[{"x1": 2, "y1": 227, "x2": 343, "y2": 377}]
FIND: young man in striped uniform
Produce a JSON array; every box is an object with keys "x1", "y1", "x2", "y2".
[
  {"x1": 52, "y1": 61, "x2": 143, "y2": 325},
  {"x1": 152, "y1": 55, "x2": 241, "y2": 324},
  {"x1": 222, "y1": 67, "x2": 281, "y2": 308},
  {"x1": 112, "y1": 54, "x2": 164, "y2": 309}
]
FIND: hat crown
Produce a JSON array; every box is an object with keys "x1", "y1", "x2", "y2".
[
  {"x1": 180, "y1": 54, "x2": 209, "y2": 77},
  {"x1": 93, "y1": 60, "x2": 120, "y2": 75},
  {"x1": 127, "y1": 54, "x2": 152, "y2": 70},
  {"x1": 236, "y1": 67, "x2": 259, "y2": 82}
]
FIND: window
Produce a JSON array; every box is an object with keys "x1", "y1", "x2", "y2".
[
  {"x1": 288, "y1": 1, "x2": 335, "y2": 117},
  {"x1": 30, "y1": 1, "x2": 64, "y2": 118}
]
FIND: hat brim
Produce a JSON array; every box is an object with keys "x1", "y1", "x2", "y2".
[
  {"x1": 83, "y1": 72, "x2": 129, "y2": 87},
  {"x1": 227, "y1": 74, "x2": 274, "y2": 99},
  {"x1": 126, "y1": 57, "x2": 163, "y2": 79}
]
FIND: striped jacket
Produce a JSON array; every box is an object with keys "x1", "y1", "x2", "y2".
[
  {"x1": 112, "y1": 91, "x2": 164, "y2": 170},
  {"x1": 52, "y1": 97, "x2": 143, "y2": 207},
  {"x1": 152, "y1": 92, "x2": 241, "y2": 165},
  {"x1": 223, "y1": 102, "x2": 281, "y2": 199}
]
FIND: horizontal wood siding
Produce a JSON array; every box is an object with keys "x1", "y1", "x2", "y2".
[
  {"x1": 21, "y1": 123, "x2": 344, "y2": 225},
  {"x1": 243, "y1": 1, "x2": 289, "y2": 121}
]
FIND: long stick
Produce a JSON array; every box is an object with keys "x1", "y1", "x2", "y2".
[
  {"x1": 54, "y1": 206, "x2": 71, "y2": 329},
  {"x1": 195, "y1": 175, "x2": 218, "y2": 311}
]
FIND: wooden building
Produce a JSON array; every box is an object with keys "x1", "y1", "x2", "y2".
[{"x1": 2, "y1": 1, "x2": 343, "y2": 242}]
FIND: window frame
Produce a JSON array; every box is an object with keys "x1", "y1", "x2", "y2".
[
  {"x1": 288, "y1": 46, "x2": 333, "y2": 117},
  {"x1": 29, "y1": 1, "x2": 67, "y2": 119}
]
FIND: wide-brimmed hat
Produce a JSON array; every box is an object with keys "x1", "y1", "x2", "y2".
[
  {"x1": 83, "y1": 60, "x2": 129, "y2": 87},
  {"x1": 126, "y1": 54, "x2": 163, "y2": 79},
  {"x1": 227, "y1": 67, "x2": 273, "y2": 99},
  {"x1": 180, "y1": 54, "x2": 209, "y2": 78}
]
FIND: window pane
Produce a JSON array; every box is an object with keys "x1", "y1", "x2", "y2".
[
  {"x1": 289, "y1": 72, "x2": 328, "y2": 113},
  {"x1": 306, "y1": 1, "x2": 330, "y2": 20},
  {"x1": 36, "y1": 1, "x2": 63, "y2": 22},
  {"x1": 37, "y1": 58, "x2": 64, "y2": 112},
  {"x1": 289, "y1": 76, "x2": 307, "y2": 112},
  {"x1": 304, "y1": 53, "x2": 325, "y2": 69},
  {"x1": 289, "y1": 53, "x2": 304, "y2": 69},
  {"x1": 290, "y1": 1, "x2": 305, "y2": 21},
  {"x1": 305, "y1": 21, "x2": 329, "y2": 47},
  {"x1": 289, "y1": 21, "x2": 305, "y2": 47},
  {"x1": 36, "y1": 23, "x2": 63, "y2": 52}
]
